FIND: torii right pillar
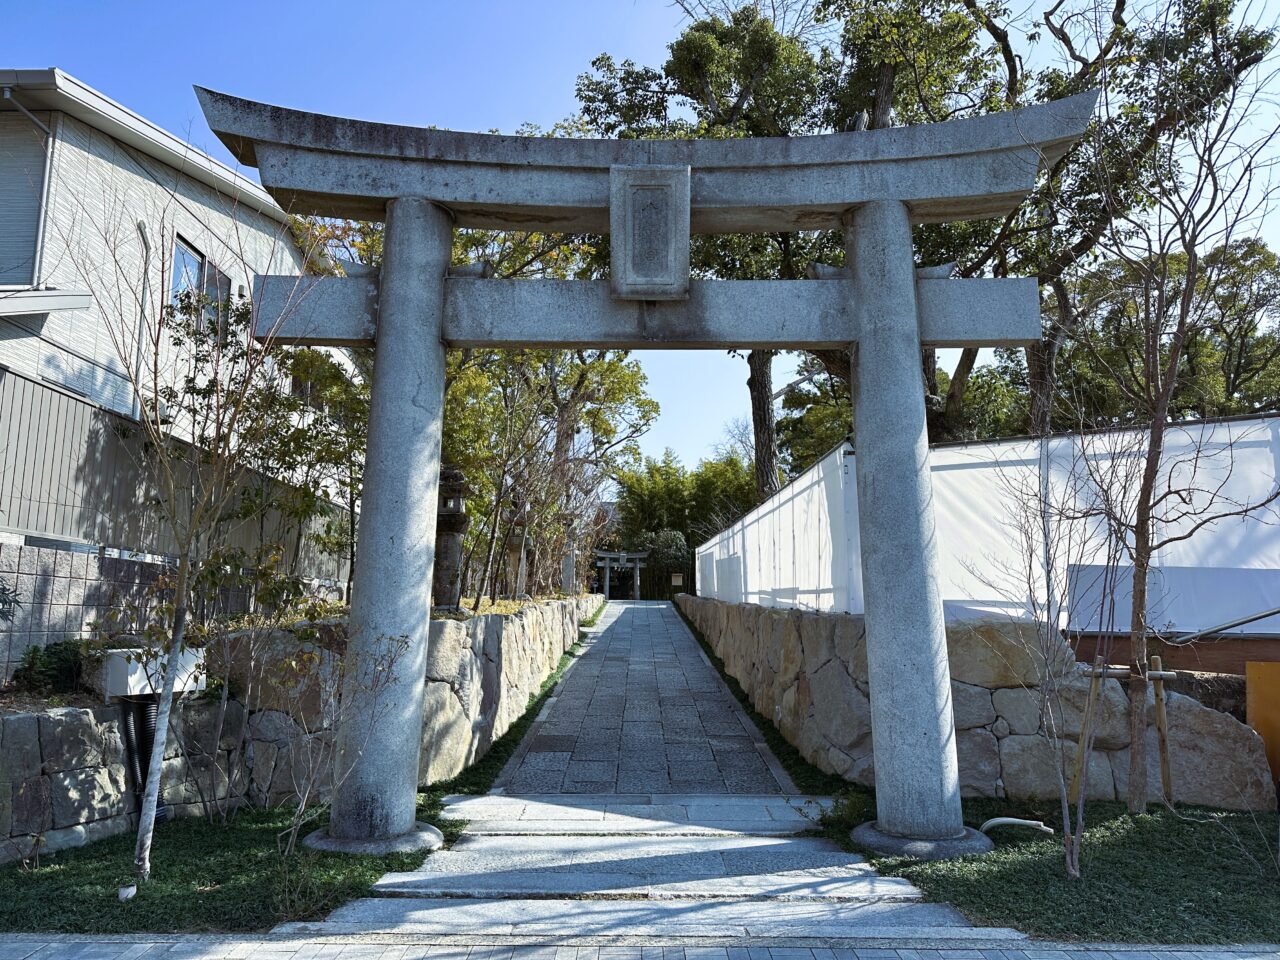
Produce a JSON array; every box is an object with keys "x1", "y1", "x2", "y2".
[{"x1": 846, "y1": 201, "x2": 993, "y2": 859}]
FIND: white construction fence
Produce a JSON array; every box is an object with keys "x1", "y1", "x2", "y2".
[{"x1": 695, "y1": 416, "x2": 1280, "y2": 636}]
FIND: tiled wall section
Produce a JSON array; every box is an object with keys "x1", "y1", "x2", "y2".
[
  {"x1": 0, "y1": 538, "x2": 166, "y2": 679},
  {"x1": 0, "y1": 536, "x2": 256, "y2": 681}
]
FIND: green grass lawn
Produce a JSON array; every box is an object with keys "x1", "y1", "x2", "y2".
[
  {"x1": 821, "y1": 789, "x2": 1280, "y2": 943},
  {"x1": 0, "y1": 628, "x2": 590, "y2": 933},
  {"x1": 0, "y1": 807, "x2": 425, "y2": 933}
]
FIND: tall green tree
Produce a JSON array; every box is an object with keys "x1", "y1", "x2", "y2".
[
  {"x1": 776, "y1": 353, "x2": 852, "y2": 474},
  {"x1": 580, "y1": 0, "x2": 1274, "y2": 449},
  {"x1": 614, "y1": 448, "x2": 757, "y2": 548},
  {"x1": 579, "y1": 8, "x2": 840, "y2": 500}
]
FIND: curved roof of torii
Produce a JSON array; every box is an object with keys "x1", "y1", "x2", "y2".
[{"x1": 195, "y1": 86, "x2": 1099, "y2": 234}]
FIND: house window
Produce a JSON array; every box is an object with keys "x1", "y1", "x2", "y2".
[
  {"x1": 170, "y1": 237, "x2": 232, "y2": 331},
  {"x1": 171, "y1": 238, "x2": 203, "y2": 302}
]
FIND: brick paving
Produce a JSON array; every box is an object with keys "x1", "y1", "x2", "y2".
[
  {"x1": 0, "y1": 939, "x2": 1274, "y2": 958},
  {"x1": 497, "y1": 602, "x2": 791, "y2": 796}
]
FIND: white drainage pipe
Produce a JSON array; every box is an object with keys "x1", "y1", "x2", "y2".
[{"x1": 979, "y1": 817, "x2": 1055, "y2": 835}]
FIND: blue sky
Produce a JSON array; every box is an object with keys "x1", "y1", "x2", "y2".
[{"x1": 10, "y1": 0, "x2": 813, "y2": 467}]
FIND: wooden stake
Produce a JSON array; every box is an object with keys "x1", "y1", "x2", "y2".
[
  {"x1": 1151, "y1": 654, "x2": 1173, "y2": 804},
  {"x1": 1069, "y1": 655, "x2": 1104, "y2": 804}
]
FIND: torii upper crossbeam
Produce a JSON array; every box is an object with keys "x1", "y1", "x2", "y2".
[{"x1": 197, "y1": 86, "x2": 1097, "y2": 859}]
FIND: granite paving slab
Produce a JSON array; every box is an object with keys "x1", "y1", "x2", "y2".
[
  {"x1": 373, "y1": 833, "x2": 911, "y2": 901},
  {"x1": 372, "y1": 869, "x2": 918, "y2": 902},
  {"x1": 437, "y1": 794, "x2": 829, "y2": 836},
  {"x1": 8, "y1": 937, "x2": 1280, "y2": 956},
  {"x1": 312, "y1": 897, "x2": 979, "y2": 936},
  {"x1": 496, "y1": 602, "x2": 793, "y2": 796}
]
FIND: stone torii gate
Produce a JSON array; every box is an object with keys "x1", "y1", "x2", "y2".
[
  {"x1": 197, "y1": 86, "x2": 1097, "y2": 858},
  {"x1": 595, "y1": 550, "x2": 649, "y2": 600}
]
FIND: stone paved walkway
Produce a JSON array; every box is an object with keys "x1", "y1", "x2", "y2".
[
  {"x1": 496, "y1": 602, "x2": 792, "y2": 796},
  {"x1": 288, "y1": 604, "x2": 976, "y2": 941}
]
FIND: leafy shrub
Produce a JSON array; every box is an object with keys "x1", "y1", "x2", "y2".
[
  {"x1": 0, "y1": 576, "x2": 18, "y2": 624},
  {"x1": 9, "y1": 639, "x2": 86, "y2": 695}
]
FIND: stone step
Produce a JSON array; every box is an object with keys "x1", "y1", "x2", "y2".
[
  {"x1": 374, "y1": 833, "x2": 912, "y2": 902},
  {"x1": 442, "y1": 795, "x2": 830, "y2": 836},
  {"x1": 371, "y1": 873, "x2": 919, "y2": 901},
  {"x1": 411, "y1": 832, "x2": 877, "y2": 863},
  {"x1": 278, "y1": 896, "x2": 1017, "y2": 938}
]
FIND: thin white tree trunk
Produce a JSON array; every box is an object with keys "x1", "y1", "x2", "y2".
[{"x1": 133, "y1": 558, "x2": 190, "y2": 881}]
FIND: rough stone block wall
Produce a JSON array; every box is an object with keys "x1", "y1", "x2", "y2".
[
  {"x1": 675, "y1": 593, "x2": 1276, "y2": 811},
  {"x1": 0, "y1": 595, "x2": 602, "y2": 863},
  {"x1": 419, "y1": 595, "x2": 602, "y2": 783},
  {"x1": 0, "y1": 700, "x2": 245, "y2": 863}
]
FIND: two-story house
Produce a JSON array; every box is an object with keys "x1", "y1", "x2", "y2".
[{"x1": 0, "y1": 68, "x2": 344, "y2": 678}]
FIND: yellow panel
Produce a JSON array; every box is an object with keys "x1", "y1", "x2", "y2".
[{"x1": 1246, "y1": 662, "x2": 1280, "y2": 785}]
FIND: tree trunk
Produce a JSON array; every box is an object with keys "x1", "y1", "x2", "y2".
[
  {"x1": 746, "y1": 349, "x2": 781, "y2": 501},
  {"x1": 552, "y1": 409, "x2": 577, "y2": 592},
  {"x1": 870, "y1": 63, "x2": 896, "y2": 130},
  {"x1": 923, "y1": 348, "x2": 939, "y2": 398},
  {"x1": 473, "y1": 483, "x2": 506, "y2": 610},
  {"x1": 1126, "y1": 419, "x2": 1167, "y2": 813},
  {"x1": 345, "y1": 483, "x2": 357, "y2": 601},
  {"x1": 943, "y1": 347, "x2": 979, "y2": 426},
  {"x1": 1126, "y1": 544, "x2": 1152, "y2": 814},
  {"x1": 1027, "y1": 341, "x2": 1055, "y2": 435},
  {"x1": 133, "y1": 554, "x2": 191, "y2": 881}
]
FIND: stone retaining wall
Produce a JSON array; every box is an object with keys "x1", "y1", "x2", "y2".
[
  {"x1": 675, "y1": 594, "x2": 1276, "y2": 811},
  {"x1": 420, "y1": 595, "x2": 602, "y2": 782},
  {"x1": 0, "y1": 699, "x2": 246, "y2": 863},
  {"x1": 0, "y1": 595, "x2": 602, "y2": 863}
]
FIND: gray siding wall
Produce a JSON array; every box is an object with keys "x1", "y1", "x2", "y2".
[
  {"x1": 0, "y1": 369, "x2": 350, "y2": 678},
  {"x1": 0, "y1": 104, "x2": 347, "y2": 679},
  {"x1": 2, "y1": 109, "x2": 305, "y2": 416},
  {"x1": 0, "y1": 113, "x2": 48, "y2": 285}
]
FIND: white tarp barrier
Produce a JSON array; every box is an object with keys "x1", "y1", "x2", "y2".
[{"x1": 695, "y1": 416, "x2": 1280, "y2": 635}]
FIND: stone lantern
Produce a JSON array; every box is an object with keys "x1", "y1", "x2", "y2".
[
  {"x1": 503, "y1": 501, "x2": 530, "y2": 597},
  {"x1": 432, "y1": 465, "x2": 471, "y2": 608}
]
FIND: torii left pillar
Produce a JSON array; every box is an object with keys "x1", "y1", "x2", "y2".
[{"x1": 304, "y1": 198, "x2": 450, "y2": 854}]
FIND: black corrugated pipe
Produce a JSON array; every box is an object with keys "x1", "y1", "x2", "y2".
[
  {"x1": 120, "y1": 696, "x2": 169, "y2": 823},
  {"x1": 120, "y1": 698, "x2": 145, "y2": 799}
]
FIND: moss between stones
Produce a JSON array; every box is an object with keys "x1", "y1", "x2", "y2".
[{"x1": 579, "y1": 598, "x2": 608, "y2": 630}]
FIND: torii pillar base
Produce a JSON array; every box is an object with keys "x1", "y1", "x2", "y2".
[
  {"x1": 851, "y1": 823, "x2": 993, "y2": 861},
  {"x1": 303, "y1": 822, "x2": 444, "y2": 856}
]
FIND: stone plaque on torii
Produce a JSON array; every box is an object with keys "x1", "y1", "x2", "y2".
[{"x1": 197, "y1": 86, "x2": 1097, "y2": 858}]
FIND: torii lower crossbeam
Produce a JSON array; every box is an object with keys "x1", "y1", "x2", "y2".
[{"x1": 252, "y1": 276, "x2": 1041, "y2": 350}]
